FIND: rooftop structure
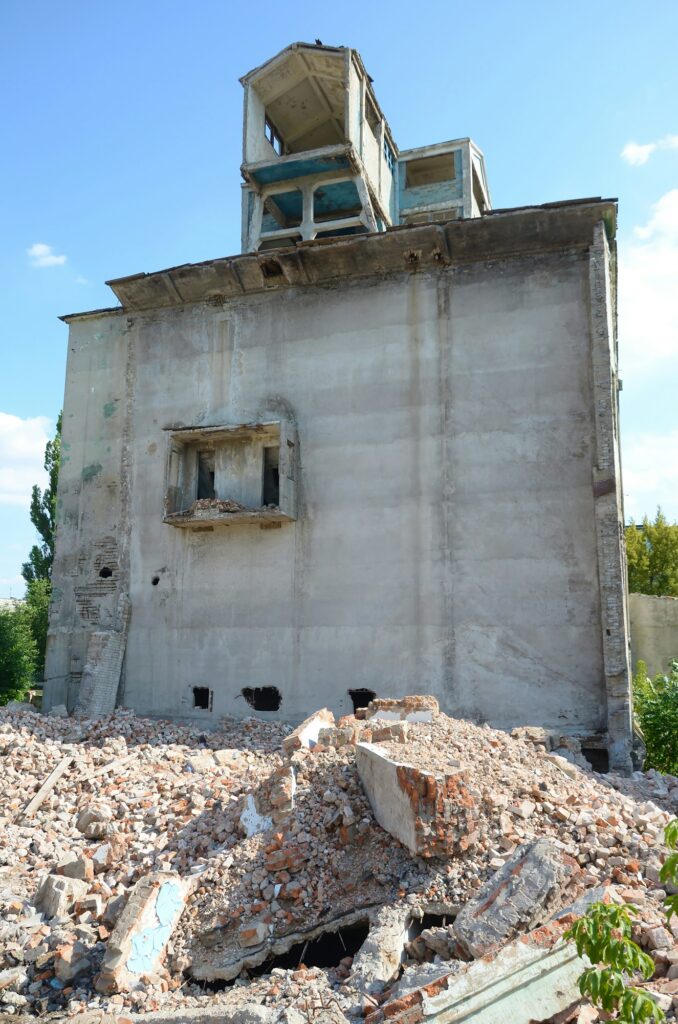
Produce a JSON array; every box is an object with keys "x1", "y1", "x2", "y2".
[{"x1": 240, "y1": 43, "x2": 490, "y2": 251}]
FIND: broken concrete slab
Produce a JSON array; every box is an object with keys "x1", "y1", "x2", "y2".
[
  {"x1": 348, "y1": 905, "x2": 411, "y2": 996},
  {"x1": 34, "y1": 874, "x2": 89, "y2": 918},
  {"x1": 356, "y1": 742, "x2": 478, "y2": 858},
  {"x1": 367, "y1": 921, "x2": 586, "y2": 1024},
  {"x1": 452, "y1": 839, "x2": 581, "y2": 958},
  {"x1": 95, "y1": 871, "x2": 192, "y2": 993},
  {"x1": 282, "y1": 708, "x2": 335, "y2": 754}
]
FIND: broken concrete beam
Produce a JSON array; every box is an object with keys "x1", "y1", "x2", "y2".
[
  {"x1": 356, "y1": 743, "x2": 478, "y2": 858},
  {"x1": 348, "y1": 905, "x2": 411, "y2": 996},
  {"x1": 366, "y1": 921, "x2": 586, "y2": 1024},
  {"x1": 95, "y1": 872, "x2": 192, "y2": 993},
  {"x1": 362, "y1": 694, "x2": 439, "y2": 723},
  {"x1": 452, "y1": 839, "x2": 581, "y2": 958},
  {"x1": 282, "y1": 708, "x2": 335, "y2": 754},
  {"x1": 35, "y1": 875, "x2": 89, "y2": 919}
]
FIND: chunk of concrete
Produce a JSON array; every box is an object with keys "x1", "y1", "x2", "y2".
[
  {"x1": 356, "y1": 742, "x2": 478, "y2": 858},
  {"x1": 35, "y1": 875, "x2": 89, "y2": 918},
  {"x1": 366, "y1": 921, "x2": 586, "y2": 1024},
  {"x1": 95, "y1": 872, "x2": 192, "y2": 993},
  {"x1": 452, "y1": 839, "x2": 581, "y2": 958},
  {"x1": 58, "y1": 854, "x2": 94, "y2": 882},
  {"x1": 349, "y1": 905, "x2": 411, "y2": 996},
  {"x1": 283, "y1": 708, "x2": 335, "y2": 754},
  {"x1": 76, "y1": 804, "x2": 113, "y2": 838}
]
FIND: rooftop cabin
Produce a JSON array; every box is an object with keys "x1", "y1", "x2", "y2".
[{"x1": 240, "y1": 42, "x2": 491, "y2": 251}]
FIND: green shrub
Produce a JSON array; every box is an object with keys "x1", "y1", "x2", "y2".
[{"x1": 633, "y1": 660, "x2": 678, "y2": 775}]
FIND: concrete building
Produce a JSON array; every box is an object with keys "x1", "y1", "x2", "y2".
[{"x1": 44, "y1": 43, "x2": 632, "y2": 768}]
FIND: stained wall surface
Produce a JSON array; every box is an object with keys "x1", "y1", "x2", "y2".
[
  {"x1": 629, "y1": 593, "x2": 678, "y2": 678},
  {"x1": 46, "y1": 246, "x2": 619, "y2": 739}
]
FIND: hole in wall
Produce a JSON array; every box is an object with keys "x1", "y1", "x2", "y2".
[
  {"x1": 98, "y1": 566, "x2": 113, "y2": 579},
  {"x1": 151, "y1": 576, "x2": 160, "y2": 586},
  {"x1": 241, "y1": 686, "x2": 282, "y2": 711},
  {"x1": 348, "y1": 688, "x2": 376, "y2": 713},
  {"x1": 193, "y1": 687, "x2": 213, "y2": 711},
  {"x1": 581, "y1": 747, "x2": 609, "y2": 773},
  {"x1": 260, "y1": 259, "x2": 283, "y2": 280}
]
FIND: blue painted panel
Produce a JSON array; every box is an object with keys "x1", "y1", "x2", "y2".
[
  {"x1": 126, "y1": 881, "x2": 184, "y2": 975},
  {"x1": 272, "y1": 190, "x2": 303, "y2": 222},
  {"x1": 251, "y1": 154, "x2": 350, "y2": 185},
  {"x1": 314, "y1": 180, "x2": 360, "y2": 217},
  {"x1": 399, "y1": 180, "x2": 463, "y2": 212}
]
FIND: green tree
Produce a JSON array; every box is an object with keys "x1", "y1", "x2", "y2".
[
  {"x1": 625, "y1": 508, "x2": 678, "y2": 597},
  {"x1": 0, "y1": 606, "x2": 37, "y2": 705},
  {"x1": 24, "y1": 578, "x2": 52, "y2": 681},
  {"x1": 22, "y1": 412, "x2": 62, "y2": 586}
]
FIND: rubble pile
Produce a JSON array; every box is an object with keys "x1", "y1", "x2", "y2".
[{"x1": 0, "y1": 697, "x2": 677, "y2": 1022}]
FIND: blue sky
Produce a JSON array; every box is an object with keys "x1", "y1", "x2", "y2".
[{"x1": 1, "y1": 0, "x2": 677, "y2": 595}]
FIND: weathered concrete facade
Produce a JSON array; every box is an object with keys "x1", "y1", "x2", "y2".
[
  {"x1": 45, "y1": 201, "x2": 632, "y2": 765},
  {"x1": 629, "y1": 592, "x2": 678, "y2": 677}
]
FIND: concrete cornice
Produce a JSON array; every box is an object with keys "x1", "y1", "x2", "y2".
[{"x1": 61, "y1": 199, "x2": 617, "y2": 321}]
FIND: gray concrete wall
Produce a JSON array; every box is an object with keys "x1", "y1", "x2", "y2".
[
  {"x1": 46, "y1": 248, "x2": 618, "y2": 740},
  {"x1": 629, "y1": 593, "x2": 678, "y2": 678}
]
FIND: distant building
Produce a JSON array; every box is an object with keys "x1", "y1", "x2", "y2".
[{"x1": 44, "y1": 43, "x2": 632, "y2": 768}]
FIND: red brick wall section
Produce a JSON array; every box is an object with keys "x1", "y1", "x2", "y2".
[{"x1": 394, "y1": 764, "x2": 479, "y2": 859}]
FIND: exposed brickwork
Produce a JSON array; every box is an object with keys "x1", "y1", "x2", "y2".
[{"x1": 394, "y1": 762, "x2": 479, "y2": 858}]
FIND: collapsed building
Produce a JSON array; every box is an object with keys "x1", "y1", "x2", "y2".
[
  {"x1": 44, "y1": 42, "x2": 632, "y2": 771},
  {"x1": 1, "y1": 698, "x2": 677, "y2": 1022}
]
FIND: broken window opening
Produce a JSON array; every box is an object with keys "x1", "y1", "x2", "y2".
[
  {"x1": 192, "y1": 686, "x2": 213, "y2": 711},
  {"x1": 405, "y1": 154, "x2": 456, "y2": 189},
  {"x1": 265, "y1": 116, "x2": 284, "y2": 156},
  {"x1": 98, "y1": 566, "x2": 113, "y2": 579},
  {"x1": 348, "y1": 688, "x2": 376, "y2": 713},
  {"x1": 241, "y1": 686, "x2": 282, "y2": 711},
  {"x1": 197, "y1": 451, "x2": 216, "y2": 500},
  {"x1": 262, "y1": 446, "x2": 280, "y2": 506}
]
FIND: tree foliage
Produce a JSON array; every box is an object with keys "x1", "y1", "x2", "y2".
[
  {"x1": 0, "y1": 606, "x2": 37, "y2": 705},
  {"x1": 565, "y1": 820, "x2": 678, "y2": 1022},
  {"x1": 24, "y1": 578, "x2": 52, "y2": 681},
  {"x1": 634, "y1": 660, "x2": 678, "y2": 775},
  {"x1": 626, "y1": 509, "x2": 678, "y2": 597},
  {"x1": 22, "y1": 412, "x2": 62, "y2": 586}
]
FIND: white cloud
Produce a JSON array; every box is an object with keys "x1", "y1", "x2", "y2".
[
  {"x1": 27, "y1": 242, "x2": 67, "y2": 267},
  {"x1": 621, "y1": 141, "x2": 657, "y2": 166},
  {"x1": 623, "y1": 429, "x2": 678, "y2": 523},
  {"x1": 619, "y1": 190, "x2": 678, "y2": 373},
  {"x1": 0, "y1": 413, "x2": 51, "y2": 507},
  {"x1": 75, "y1": 275, "x2": 88, "y2": 285},
  {"x1": 621, "y1": 133, "x2": 678, "y2": 166}
]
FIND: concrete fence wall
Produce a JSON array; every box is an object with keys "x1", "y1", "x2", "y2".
[{"x1": 629, "y1": 593, "x2": 678, "y2": 678}]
